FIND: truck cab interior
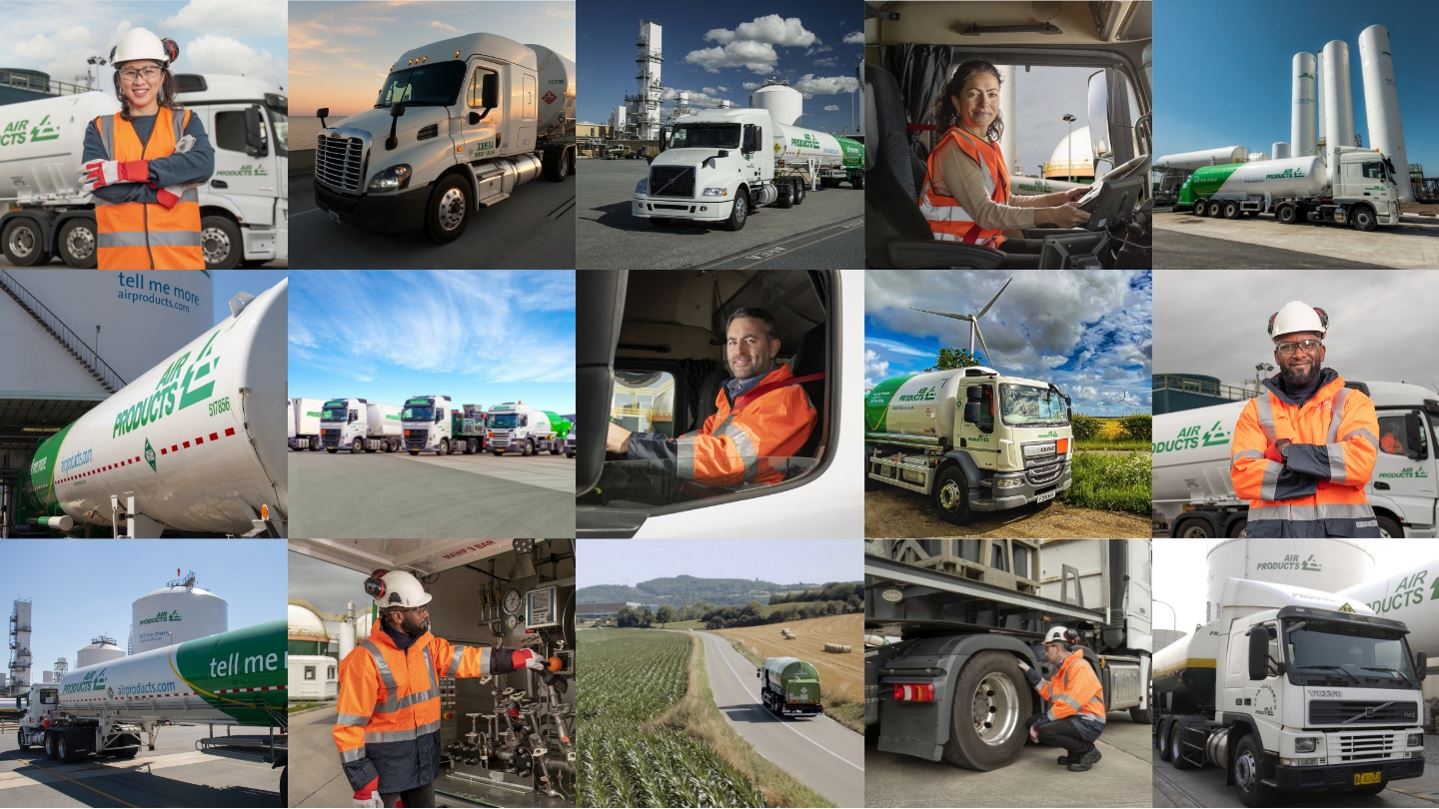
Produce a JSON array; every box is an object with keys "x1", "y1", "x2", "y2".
[
  {"x1": 575, "y1": 270, "x2": 838, "y2": 538},
  {"x1": 863, "y1": 1, "x2": 1152, "y2": 270}
]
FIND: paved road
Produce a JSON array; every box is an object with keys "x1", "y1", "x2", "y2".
[
  {"x1": 576, "y1": 159, "x2": 864, "y2": 269},
  {"x1": 289, "y1": 705, "x2": 345, "y2": 809},
  {"x1": 866, "y1": 710, "x2": 1152, "y2": 807},
  {"x1": 288, "y1": 449, "x2": 574, "y2": 539},
  {"x1": 0, "y1": 723, "x2": 280, "y2": 807},
  {"x1": 288, "y1": 172, "x2": 575, "y2": 269},
  {"x1": 697, "y1": 630, "x2": 864, "y2": 807},
  {"x1": 1152, "y1": 230, "x2": 1391, "y2": 269},
  {"x1": 1152, "y1": 210, "x2": 1438, "y2": 269}
]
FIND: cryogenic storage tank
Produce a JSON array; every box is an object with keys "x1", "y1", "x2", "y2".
[
  {"x1": 752, "y1": 82, "x2": 803, "y2": 126},
  {"x1": 287, "y1": 603, "x2": 328, "y2": 655},
  {"x1": 0, "y1": 92, "x2": 120, "y2": 204},
  {"x1": 75, "y1": 636, "x2": 124, "y2": 668},
  {"x1": 1272, "y1": 142, "x2": 1290, "y2": 160},
  {"x1": 1153, "y1": 146, "x2": 1249, "y2": 171},
  {"x1": 773, "y1": 122, "x2": 862, "y2": 171},
  {"x1": 1204, "y1": 538, "x2": 1373, "y2": 621},
  {"x1": 1185, "y1": 156, "x2": 1328, "y2": 201},
  {"x1": 1322, "y1": 40, "x2": 1355, "y2": 161},
  {"x1": 25, "y1": 278, "x2": 287, "y2": 536},
  {"x1": 1291, "y1": 53, "x2": 1317, "y2": 158},
  {"x1": 131, "y1": 574, "x2": 228, "y2": 655},
  {"x1": 1358, "y1": 24, "x2": 1413, "y2": 202}
]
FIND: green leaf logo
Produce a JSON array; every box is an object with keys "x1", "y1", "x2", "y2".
[{"x1": 144, "y1": 438, "x2": 157, "y2": 472}]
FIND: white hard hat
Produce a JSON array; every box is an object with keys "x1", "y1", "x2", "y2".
[
  {"x1": 1043, "y1": 626, "x2": 1071, "y2": 646},
  {"x1": 112, "y1": 28, "x2": 178, "y2": 67},
  {"x1": 1268, "y1": 301, "x2": 1328, "y2": 340},
  {"x1": 365, "y1": 569, "x2": 432, "y2": 610}
]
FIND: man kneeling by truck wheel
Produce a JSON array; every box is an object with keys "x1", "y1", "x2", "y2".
[{"x1": 1018, "y1": 626, "x2": 1106, "y2": 773}]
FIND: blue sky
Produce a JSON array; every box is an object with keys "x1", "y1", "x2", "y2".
[
  {"x1": 213, "y1": 270, "x2": 288, "y2": 323},
  {"x1": 0, "y1": 0, "x2": 287, "y2": 93},
  {"x1": 578, "y1": 2, "x2": 863, "y2": 136},
  {"x1": 1155, "y1": 0, "x2": 1439, "y2": 169},
  {"x1": 288, "y1": 270, "x2": 575, "y2": 412},
  {"x1": 0, "y1": 540, "x2": 287, "y2": 680},
  {"x1": 865, "y1": 271, "x2": 1152, "y2": 417},
  {"x1": 576, "y1": 539, "x2": 861, "y2": 587}
]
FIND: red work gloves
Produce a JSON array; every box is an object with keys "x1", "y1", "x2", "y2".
[
  {"x1": 352, "y1": 777, "x2": 382, "y2": 808},
  {"x1": 80, "y1": 159, "x2": 149, "y2": 192},
  {"x1": 512, "y1": 649, "x2": 546, "y2": 671}
]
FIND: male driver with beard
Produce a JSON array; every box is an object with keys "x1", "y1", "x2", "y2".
[{"x1": 1229, "y1": 301, "x2": 1381, "y2": 537}]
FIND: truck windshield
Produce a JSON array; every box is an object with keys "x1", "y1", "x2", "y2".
[
  {"x1": 490, "y1": 413, "x2": 520, "y2": 429},
  {"x1": 375, "y1": 61, "x2": 467, "y2": 108},
  {"x1": 1285, "y1": 619, "x2": 1419, "y2": 689},
  {"x1": 670, "y1": 124, "x2": 740, "y2": 149},
  {"x1": 402, "y1": 406, "x2": 435, "y2": 421},
  {"x1": 321, "y1": 407, "x2": 347, "y2": 423},
  {"x1": 999, "y1": 384, "x2": 1069, "y2": 427}
]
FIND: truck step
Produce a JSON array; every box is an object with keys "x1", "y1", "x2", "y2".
[{"x1": 476, "y1": 191, "x2": 511, "y2": 208}]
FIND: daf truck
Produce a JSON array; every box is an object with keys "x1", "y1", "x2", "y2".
[
  {"x1": 487, "y1": 402, "x2": 570, "y2": 456},
  {"x1": 1152, "y1": 381, "x2": 1439, "y2": 538},
  {"x1": 1153, "y1": 578, "x2": 1426, "y2": 807},
  {"x1": 865, "y1": 366, "x2": 1073, "y2": 524},
  {"x1": 1178, "y1": 148, "x2": 1400, "y2": 231},
  {"x1": 758, "y1": 657, "x2": 824, "y2": 718},
  {"x1": 866, "y1": 539, "x2": 1152, "y2": 770},
  {"x1": 313, "y1": 34, "x2": 575, "y2": 244},
  {"x1": 0, "y1": 74, "x2": 288, "y2": 268},
  {"x1": 400, "y1": 395, "x2": 487, "y2": 455},
  {"x1": 320, "y1": 398, "x2": 403, "y2": 453},
  {"x1": 289, "y1": 398, "x2": 323, "y2": 451}
]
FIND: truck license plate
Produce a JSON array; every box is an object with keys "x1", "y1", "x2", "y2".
[
  {"x1": 1353, "y1": 771, "x2": 1381, "y2": 786},
  {"x1": 1034, "y1": 490, "x2": 1056, "y2": 504}
]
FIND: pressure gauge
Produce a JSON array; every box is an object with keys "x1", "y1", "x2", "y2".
[
  {"x1": 505, "y1": 614, "x2": 520, "y2": 632},
  {"x1": 503, "y1": 588, "x2": 523, "y2": 615}
]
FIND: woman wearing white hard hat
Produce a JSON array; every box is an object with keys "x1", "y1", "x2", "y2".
[{"x1": 79, "y1": 27, "x2": 213, "y2": 269}]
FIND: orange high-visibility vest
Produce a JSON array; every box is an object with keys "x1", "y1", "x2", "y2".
[
  {"x1": 1230, "y1": 373, "x2": 1380, "y2": 537},
  {"x1": 919, "y1": 126, "x2": 1012, "y2": 249},
  {"x1": 676, "y1": 364, "x2": 817, "y2": 487},
  {"x1": 333, "y1": 622, "x2": 500, "y2": 793},
  {"x1": 92, "y1": 107, "x2": 203, "y2": 270},
  {"x1": 1035, "y1": 649, "x2": 1106, "y2": 726}
]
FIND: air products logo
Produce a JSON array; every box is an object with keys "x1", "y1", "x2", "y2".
[
  {"x1": 215, "y1": 164, "x2": 269, "y2": 177},
  {"x1": 1378, "y1": 467, "x2": 1429, "y2": 480},
  {"x1": 1265, "y1": 168, "x2": 1306, "y2": 180},
  {"x1": 0, "y1": 114, "x2": 60, "y2": 147},
  {"x1": 790, "y1": 133, "x2": 821, "y2": 150},
  {"x1": 897, "y1": 386, "x2": 937, "y2": 403},
  {"x1": 1153, "y1": 420, "x2": 1229, "y2": 453},
  {"x1": 62, "y1": 668, "x2": 108, "y2": 694},
  {"x1": 1255, "y1": 553, "x2": 1322, "y2": 572},
  {"x1": 139, "y1": 610, "x2": 182, "y2": 626},
  {"x1": 112, "y1": 330, "x2": 220, "y2": 439}
]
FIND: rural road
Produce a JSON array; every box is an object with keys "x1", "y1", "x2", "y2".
[{"x1": 697, "y1": 631, "x2": 864, "y2": 807}]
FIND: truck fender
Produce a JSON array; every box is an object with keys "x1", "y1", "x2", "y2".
[
  {"x1": 1216, "y1": 713, "x2": 1260, "y2": 785},
  {"x1": 438, "y1": 165, "x2": 478, "y2": 207},
  {"x1": 938, "y1": 450, "x2": 986, "y2": 490}
]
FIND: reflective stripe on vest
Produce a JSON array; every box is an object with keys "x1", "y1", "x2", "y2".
[
  {"x1": 919, "y1": 127, "x2": 1010, "y2": 248},
  {"x1": 357, "y1": 639, "x2": 439, "y2": 714}
]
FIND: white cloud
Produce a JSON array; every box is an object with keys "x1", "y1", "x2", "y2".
[
  {"x1": 684, "y1": 41, "x2": 778, "y2": 75},
  {"x1": 182, "y1": 35, "x2": 285, "y2": 88},
  {"x1": 813, "y1": 56, "x2": 839, "y2": 68},
  {"x1": 823, "y1": 104, "x2": 840, "y2": 112},
  {"x1": 794, "y1": 74, "x2": 860, "y2": 96},
  {"x1": 702, "y1": 86, "x2": 729, "y2": 95},
  {"x1": 843, "y1": 31, "x2": 865, "y2": 45},
  {"x1": 162, "y1": 0, "x2": 286, "y2": 34},
  {"x1": 864, "y1": 349, "x2": 891, "y2": 388},
  {"x1": 742, "y1": 81, "x2": 760, "y2": 91},
  {"x1": 57, "y1": 26, "x2": 93, "y2": 45},
  {"x1": 663, "y1": 87, "x2": 730, "y2": 109},
  {"x1": 430, "y1": 21, "x2": 460, "y2": 33},
  {"x1": 735, "y1": 14, "x2": 818, "y2": 47}
]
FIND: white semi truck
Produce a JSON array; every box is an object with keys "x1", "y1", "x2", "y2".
[
  {"x1": 1342, "y1": 555, "x2": 1439, "y2": 715},
  {"x1": 401, "y1": 395, "x2": 488, "y2": 455},
  {"x1": 1178, "y1": 148, "x2": 1401, "y2": 230},
  {"x1": 288, "y1": 397, "x2": 323, "y2": 451},
  {"x1": 864, "y1": 366, "x2": 1073, "y2": 524},
  {"x1": 0, "y1": 74, "x2": 288, "y2": 268},
  {"x1": 866, "y1": 539, "x2": 1152, "y2": 770},
  {"x1": 487, "y1": 402, "x2": 571, "y2": 456},
  {"x1": 1153, "y1": 578, "x2": 1426, "y2": 807},
  {"x1": 320, "y1": 398, "x2": 403, "y2": 453},
  {"x1": 314, "y1": 34, "x2": 575, "y2": 243},
  {"x1": 1152, "y1": 381, "x2": 1439, "y2": 538}
]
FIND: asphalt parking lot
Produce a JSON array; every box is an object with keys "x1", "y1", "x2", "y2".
[
  {"x1": 576, "y1": 158, "x2": 863, "y2": 269},
  {"x1": 288, "y1": 448, "x2": 574, "y2": 539},
  {"x1": 1152, "y1": 209, "x2": 1439, "y2": 268}
]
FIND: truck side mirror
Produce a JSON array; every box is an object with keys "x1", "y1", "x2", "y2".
[
  {"x1": 385, "y1": 103, "x2": 406, "y2": 151},
  {"x1": 1404, "y1": 412, "x2": 1427, "y2": 460},
  {"x1": 316, "y1": 107, "x2": 329, "y2": 128},
  {"x1": 1418, "y1": 652, "x2": 1427, "y2": 682},
  {"x1": 659, "y1": 126, "x2": 672, "y2": 153},
  {"x1": 1247, "y1": 628, "x2": 1269, "y2": 681},
  {"x1": 965, "y1": 386, "x2": 983, "y2": 402},
  {"x1": 481, "y1": 72, "x2": 499, "y2": 109},
  {"x1": 243, "y1": 106, "x2": 268, "y2": 157}
]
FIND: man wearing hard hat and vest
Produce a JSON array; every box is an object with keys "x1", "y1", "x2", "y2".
[
  {"x1": 1017, "y1": 626, "x2": 1106, "y2": 772},
  {"x1": 335, "y1": 570, "x2": 546, "y2": 808},
  {"x1": 605, "y1": 307, "x2": 818, "y2": 487},
  {"x1": 80, "y1": 28, "x2": 214, "y2": 269},
  {"x1": 1230, "y1": 301, "x2": 1381, "y2": 537}
]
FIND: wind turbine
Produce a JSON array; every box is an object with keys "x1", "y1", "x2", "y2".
[{"x1": 911, "y1": 276, "x2": 1013, "y2": 368}]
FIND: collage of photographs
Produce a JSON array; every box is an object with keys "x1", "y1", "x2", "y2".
[{"x1": 1, "y1": 1, "x2": 1438, "y2": 808}]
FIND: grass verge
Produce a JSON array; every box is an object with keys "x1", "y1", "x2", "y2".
[
  {"x1": 1062, "y1": 450, "x2": 1151, "y2": 515},
  {"x1": 723, "y1": 636, "x2": 865, "y2": 734}
]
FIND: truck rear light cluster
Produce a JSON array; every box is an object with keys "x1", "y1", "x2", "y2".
[{"x1": 892, "y1": 683, "x2": 935, "y2": 703}]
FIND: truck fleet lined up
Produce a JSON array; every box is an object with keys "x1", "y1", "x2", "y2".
[{"x1": 288, "y1": 396, "x2": 573, "y2": 457}]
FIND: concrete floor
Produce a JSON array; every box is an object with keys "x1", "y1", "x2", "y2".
[{"x1": 1152, "y1": 210, "x2": 1439, "y2": 269}]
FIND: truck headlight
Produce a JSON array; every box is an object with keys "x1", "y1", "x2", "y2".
[
  {"x1": 634, "y1": 178, "x2": 649, "y2": 195},
  {"x1": 995, "y1": 477, "x2": 1024, "y2": 490},
  {"x1": 1408, "y1": 733, "x2": 1424, "y2": 747},
  {"x1": 368, "y1": 164, "x2": 412, "y2": 192},
  {"x1": 1293, "y1": 737, "x2": 1318, "y2": 753},
  {"x1": 702, "y1": 187, "x2": 728, "y2": 197}
]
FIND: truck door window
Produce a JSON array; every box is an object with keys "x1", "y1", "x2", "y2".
[
  {"x1": 468, "y1": 67, "x2": 498, "y2": 109},
  {"x1": 1362, "y1": 162, "x2": 1385, "y2": 180},
  {"x1": 40, "y1": 689, "x2": 57, "y2": 705},
  {"x1": 214, "y1": 110, "x2": 253, "y2": 153},
  {"x1": 1265, "y1": 624, "x2": 1280, "y2": 677},
  {"x1": 1378, "y1": 413, "x2": 1427, "y2": 457},
  {"x1": 349, "y1": 410, "x2": 359, "y2": 424}
]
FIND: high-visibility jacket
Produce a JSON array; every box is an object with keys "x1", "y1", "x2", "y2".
[
  {"x1": 1231, "y1": 370, "x2": 1380, "y2": 537},
  {"x1": 677, "y1": 363, "x2": 817, "y2": 487},
  {"x1": 333, "y1": 622, "x2": 503, "y2": 793},
  {"x1": 918, "y1": 126, "x2": 1011, "y2": 249},
  {"x1": 92, "y1": 107, "x2": 204, "y2": 270},
  {"x1": 1034, "y1": 649, "x2": 1106, "y2": 728}
]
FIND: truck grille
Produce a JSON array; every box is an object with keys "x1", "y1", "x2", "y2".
[
  {"x1": 1335, "y1": 733, "x2": 1396, "y2": 762},
  {"x1": 322, "y1": 428, "x2": 341, "y2": 446},
  {"x1": 1310, "y1": 701, "x2": 1418, "y2": 725},
  {"x1": 648, "y1": 166, "x2": 695, "y2": 198},
  {"x1": 316, "y1": 134, "x2": 365, "y2": 193},
  {"x1": 491, "y1": 430, "x2": 514, "y2": 449},
  {"x1": 405, "y1": 430, "x2": 427, "y2": 449},
  {"x1": 1026, "y1": 461, "x2": 1065, "y2": 486}
]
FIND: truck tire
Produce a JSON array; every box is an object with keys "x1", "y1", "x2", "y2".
[
  {"x1": 851, "y1": 173, "x2": 864, "y2": 190},
  {"x1": 1156, "y1": 719, "x2": 1172, "y2": 761},
  {"x1": 57, "y1": 733, "x2": 79, "y2": 763},
  {"x1": 1222, "y1": 201, "x2": 1240, "y2": 219},
  {"x1": 44, "y1": 731, "x2": 58, "y2": 760},
  {"x1": 523, "y1": 438, "x2": 535, "y2": 457},
  {"x1": 1172, "y1": 515, "x2": 1217, "y2": 538},
  {"x1": 440, "y1": 439, "x2": 451, "y2": 456},
  {"x1": 932, "y1": 466, "x2": 971, "y2": 524},
  {"x1": 201, "y1": 214, "x2": 243, "y2": 269},
  {"x1": 1377, "y1": 515, "x2": 1402, "y2": 538},
  {"x1": 542, "y1": 144, "x2": 570, "y2": 181},
  {"x1": 1130, "y1": 706, "x2": 1152, "y2": 724},
  {"x1": 940, "y1": 651, "x2": 1028, "y2": 770},
  {"x1": 724, "y1": 189, "x2": 749, "y2": 231},
  {"x1": 1232, "y1": 735, "x2": 1276, "y2": 807},
  {"x1": 57, "y1": 218, "x2": 97, "y2": 268},
  {"x1": 310, "y1": 437, "x2": 322, "y2": 451},
  {"x1": 2, "y1": 218, "x2": 50, "y2": 266},
  {"x1": 351, "y1": 438, "x2": 365, "y2": 454},
  {"x1": 1192, "y1": 200, "x2": 1207, "y2": 217},
  {"x1": 776, "y1": 180, "x2": 794, "y2": 209},
  {"x1": 1351, "y1": 205, "x2": 1377, "y2": 232},
  {"x1": 424, "y1": 174, "x2": 470, "y2": 244},
  {"x1": 1276, "y1": 203, "x2": 1299, "y2": 225},
  {"x1": 17, "y1": 729, "x2": 28, "y2": 751},
  {"x1": 1206, "y1": 200, "x2": 1223, "y2": 217},
  {"x1": 467, "y1": 438, "x2": 479, "y2": 454},
  {"x1": 794, "y1": 179, "x2": 807, "y2": 204},
  {"x1": 1168, "y1": 722, "x2": 1194, "y2": 770},
  {"x1": 550, "y1": 440, "x2": 562, "y2": 455}
]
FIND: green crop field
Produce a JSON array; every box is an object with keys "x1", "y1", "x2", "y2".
[
  {"x1": 578, "y1": 629, "x2": 764, "y2": 808},
  {"x1": 1062, "y1": 450, "x2": 1152, "y2": 515}
]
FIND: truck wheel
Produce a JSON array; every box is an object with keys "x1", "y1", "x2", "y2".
[
  {"x1": 57, "y1": 218, "x2": 97, "y2": 267},
  {"x1": 1377, "y1": 515, "x2": 1402, "y2": 538},
  {"x1": 17, "y1": 730, "x2": 28, "y2": 751},
  {"x1": 1351, "y1": 205, "x2": 1377, "y2": 232},
  {"x1": 776, "y1": 180, "x2": 794, "y2": 209},
  {"x1": 1173, "y1": 516, "x2": 1217, "y2": 538},
  {"x1": 542, "y1": 144, "x2": 570, "y2": 181},
  {"x1": 440, "y1": 439, "x2": 450, "y2": 456},
  {"x1": 201, "y1": 215, "x2": 243, "y2": 269},
  {"x1": 351, "y1": 438, "x2": 365, "y2": 454},
  {"x1": 57, "y1": 733, "x2": 78, "y2": 762},
  {"x1": 650, "y1": 217, "x2": 673, "y2": 227},
  {"x1": 1130, "y1": 706, "x2": 1152, "y2": 724},
  {"x1": 522, "y1": 438, "x2": 534, "y2": 457},
  {"x1": 1206, "y1": 200, "x2": 1223, "y2": 217},
  {"x1": 1276, "y1": 203, "x2": 1298, "y2": 225},
  {"x1": 1168, "y1": 723, "x2": 1194, "y2": 770},
  {"x1": 2, "y1": 218, "x2": 50, "y2": 266},
  {"x1": 424, "y1": 174, "x2": 470, "y2": 244},
  {"x1": 1222, "y1": 201, "x2": 1241, "y2": 219},
  {"x1": 326, "y1": 447, "x2": 337, "y2": 454},
  {"x1": 1156, "y1": 719, "x2": 1173, "y2": 761},
  {"x1": 851, "y1": 173, "x2": 864, "y2": 190},
  {"x1": 931, "y1": 466, "x2": 971, "y2": 524},
  {"x1": 724, "y1": 190, "x2": 749, "y2": 231},
  {"x1": 44, "y1": 732, "x2": 57, "y2": 760},
  {"x1": 1192, "y1": 200, "x2": 1207, "y2": 217},
  {"x1": 940, "y1": 651, "x2": 1027, "y2": 770},
  {"x1": 794, "y1": 178, "x2": 807, "y2": 204},
  {"x1": 550, "y1": 441, "x2": 562, "y2": 455},
  {"x1": 310, "y1": 437, "x2": 322, "y2": 451},
  {"x1": 1232, "y1": 735, "x2": 1276, "y2": 807}
]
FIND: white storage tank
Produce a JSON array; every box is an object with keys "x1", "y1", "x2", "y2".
[
  {"x1": 1322, "y1": 40, "x2": 1356, "y2": 165},
  {"x1": 1291, "y1": 52, "x2": 1317, "y2": 158},
  {"x1": 1153, "y1": 146, "x2": 1249, "y2": 171},
  {"x1": 751, "y1": 81, "x2": 804, "y2": 127},
  {"x1": 1044, "y1": 126, "x2": 1094, "y2": 181},
  {"x1": 288, "y1": 603, "x2": 329, "y2": 655},
  {"x1": 130, "y1": 571, "x2": 228, "y2": 654},
  {"x1": 75, "y1": 635, "x2": 125, "y2": 668},
  {"x1": 1204, "y1": 538, "x2": 1373, "y2": 621},
  {"x1": 1358, "y1": 24, "x2": 1413, "y2": 202}
]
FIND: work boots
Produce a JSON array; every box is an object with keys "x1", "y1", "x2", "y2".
[{"x1": 1066, "y1": 747, "x2": 1102, "y2": 772}]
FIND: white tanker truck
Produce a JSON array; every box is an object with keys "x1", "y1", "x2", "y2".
[
  {"x1": 864, "y1": 366, "x2": 1073, "y2": 524},
  {"x1": 289, "y1": 397, "x2": 323, "y2": 451},
  {"x1": 1151, "y1": 381, "x2": 1439, "y2": 538},
  {"x1": 0, "y1": 74, "x2": 288, "y2": 268},
  {"x1": 1342, "y1": 556, "x2": 1439, "y2": 722},
  {"x1": 320, "y1": 398, "x2": 403, "y2": 453},
  {"x1": 23, "y1": 278, "x2": 287, "y2": 538},
  {"x1": 1176, "y1": 147, "x2": 1400, "y2": 230}
]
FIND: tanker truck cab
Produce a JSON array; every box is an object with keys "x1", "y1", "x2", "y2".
[
  {"x1": 866, "y1": 367, "x2": 1074, "y2": 524},
  {"x1": 320, "y1": 397, "x2": 365, "y2": 452},
  {"x1": 313, "y1": 34, "x2": 575, "y2": 244},
  {"x1": 634, "y1": 109, "x2": 774, "y2": 230},
  {"x1": 401, "y1": 395, "x2": 453, "y2": 455},
  {"x1": 487, "y1": 402, "x2": 568, "y2": 456}
]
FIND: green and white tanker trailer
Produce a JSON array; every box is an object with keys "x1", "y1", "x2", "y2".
[
  {"x1": 758, "y1": 657, "x2": 824, "y2": 718},
  {"x1": 1178, "y1": 147, "x2": 1399, "y2": 230}
]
